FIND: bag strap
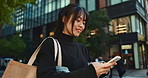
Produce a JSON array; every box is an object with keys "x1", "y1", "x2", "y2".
[
  {"x1": 55, "y1": 39, "x2": 62, "y2": 66},
  {"x1": 27, "y1": 37, "x2": 62, "y2": 66}
]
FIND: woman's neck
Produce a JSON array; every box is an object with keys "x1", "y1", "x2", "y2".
[{"x1": 56, "y1": 33, "x2": 74, "y2": 42}]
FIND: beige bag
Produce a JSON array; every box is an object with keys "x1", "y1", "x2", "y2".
[{"x1": 2, "y1": 37, "x2": 61, "y2": 78}]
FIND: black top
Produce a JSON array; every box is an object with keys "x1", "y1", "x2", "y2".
[{"x1": 35, "y1": 33, "x2": 97, "y2": 78}]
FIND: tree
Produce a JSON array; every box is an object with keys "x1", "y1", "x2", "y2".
[
  {"x1": 0, "y1": 38, "x2": 10, "y2": 56},
  {"x1": 87, "y1": 9, "x2": 111, "y2": 57},
  {"x1": 76, "y1": 9, "x2": 114, "y2": 58},
  {"x1": 0, "y1": 0, "x2": 36, "y2": 28},
  {"x1": 0, "y1": 35, "x2": 26, "y2": 58},
  {"x1": 9, "y1": 35, "x2": 26, "y2": 57}
]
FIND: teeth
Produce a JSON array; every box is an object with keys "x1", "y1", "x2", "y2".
[{"x1": 78, "y1": 30, "x2": 81, "y2": 33}]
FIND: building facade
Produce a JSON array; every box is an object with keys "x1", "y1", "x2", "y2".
[
  {"x1": 103, "y1": 0, "x2": 148, "y2": 69},
  {"x1": 145, "y1": 0, "x2": 148, "y2": 69},
  {"x1": 0, "y1": 0, "x2": 147, "y2": 69}
]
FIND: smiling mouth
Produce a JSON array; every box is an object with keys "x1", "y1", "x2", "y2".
[{"x1": 76, "y1": 29, "x2": 82, "y2": 33}]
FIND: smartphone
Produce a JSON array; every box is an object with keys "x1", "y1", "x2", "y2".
[{"x1": 108, "y1": 56, "x2": 121, "y2": 63}]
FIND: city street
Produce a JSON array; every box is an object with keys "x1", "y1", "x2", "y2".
[
  {"x1": 0, "y1": 0, "x2": 148, "y2": 78},
  {"x1": 106, "y1": 69, "x2": 148, "y2": 78},
  {"x1": 0, "y1": 69, "x2": 147, "y2": 78}
]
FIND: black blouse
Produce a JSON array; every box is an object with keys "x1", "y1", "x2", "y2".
[{"x1": 35, "y1": 33, "x2": 97, "y2": 78}]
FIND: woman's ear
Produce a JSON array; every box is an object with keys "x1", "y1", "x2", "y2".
[{"x1": 62, "y1": 16, "x2": 67, "y2": 23}]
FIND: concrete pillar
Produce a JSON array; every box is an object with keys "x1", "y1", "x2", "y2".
[
  {"x1": 131, "y1": 15, "x2": 136, "y2": 32},
  {"x1": 133, "y1": 42, "x2": 140, "y2": 69}
]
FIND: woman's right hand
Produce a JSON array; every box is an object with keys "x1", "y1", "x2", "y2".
[{"x1": 92, "y1": 62, "x2": 116, "y2": 77}]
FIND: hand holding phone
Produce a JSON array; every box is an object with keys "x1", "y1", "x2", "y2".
[{"x1": 108, "y1": 56, "x2": 121, "y2": 63}]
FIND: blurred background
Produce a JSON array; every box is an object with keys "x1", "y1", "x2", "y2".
[{"x1": 0, "y1": 0, "x2": 148, "y2": 77}]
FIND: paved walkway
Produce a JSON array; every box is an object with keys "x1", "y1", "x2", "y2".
[
  {"x1": 0, "y1": 69, "x2": 148, "y2": 78},
  {"x1": 107, "y1": 69, "x2": 148, "y2": 78}
]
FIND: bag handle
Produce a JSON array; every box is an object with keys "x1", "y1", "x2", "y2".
[
  {"x1": 55, "y1": 39, "x2": 62, "y2": 66},
  {"x1": 27, "y1": 37, "x2": 62, "y2": 66}
]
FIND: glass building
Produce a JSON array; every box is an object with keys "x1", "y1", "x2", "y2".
[
  {"x1": 104, "y1": 0, "x2": 148, "y2": 69},
  {"x1": 1, "y1": 0, "x2": 148, "y2": 69}
]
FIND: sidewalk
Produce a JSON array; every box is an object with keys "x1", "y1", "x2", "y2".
[
  {"x1": 109, "y1": 69, "x2": 148, "y2": 78},
  {"x1": 0, "y1": 69, "x2": 148, "y2": 78}
]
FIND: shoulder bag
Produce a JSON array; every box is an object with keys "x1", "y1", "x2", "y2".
[{"x1": 2, "y1": 37, "x2": 69, "y2": 78}]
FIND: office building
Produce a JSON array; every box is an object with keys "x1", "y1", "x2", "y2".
[
  {"x1": 102, "y1": 0, "x2": 148, "y2": 69},
  {"x1": 1, "y1": 0, "x2": 147, "y2": 69}
]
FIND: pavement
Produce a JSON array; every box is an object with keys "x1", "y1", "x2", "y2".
[
  {"x1": 0, "y1": 69, "x2": 148, "y2": 78},
  {"x1": 106, "y1": 69, "x2": 148, "y2": 78}
]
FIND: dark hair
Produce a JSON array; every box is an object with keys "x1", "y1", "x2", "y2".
[{"x1": 54, "y1": 4, "x2": 89, "y2": 37}]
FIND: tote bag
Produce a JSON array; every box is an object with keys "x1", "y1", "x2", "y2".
[{"x1": 2, "y1": 37, "x2": 67, "y2": 78}]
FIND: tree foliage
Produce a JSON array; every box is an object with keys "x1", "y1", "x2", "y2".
[
  {"x1": 87, "y1": 9, "x2": 111, "y2": 57},
  {"x1": 76, "y1": 9, "x2": 114, "y2": 58},
  {"x1": 0, "y1": 38, "x2": 10, "y2": 56},
  {"x1": 0, "y1": 0, "x2": 36, "y2": 27},
  {"x1": 0, "y1": 35, "x2": 26, "y2": 57}
]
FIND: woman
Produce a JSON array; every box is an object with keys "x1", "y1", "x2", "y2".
[{"x1": 36, "y1": 4, "x2": 116, "y2": 78}]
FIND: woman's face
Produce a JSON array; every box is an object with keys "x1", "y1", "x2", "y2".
[{"x1": 63, "y1": 14, "x2": 86, "y2": 37}]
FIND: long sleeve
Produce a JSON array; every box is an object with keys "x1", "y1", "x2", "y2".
[{"x1": 36, "y1": 38, "x2": 98, "y2": 78}]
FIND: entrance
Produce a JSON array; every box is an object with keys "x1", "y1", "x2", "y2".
[
  {"x1": 121, "y1": 49, "x2": 134, "y2": 69},
  {"x1": 121, "y1": 45, "x2": 134, "y2": 69}
]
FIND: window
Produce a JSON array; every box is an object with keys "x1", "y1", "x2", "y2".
[
  {"x1": 87, "y1": 0, "x2": 95, "y2": 11},
  {"x1": 61, "y1": 0, "x2": 65, "y2": 8},
  {"x1": 138, "y1": 0, "x2": 144, "y2": 7},
  {"x1": 109, "y1": 16, "x2": 131, "y2": 35},
  {"x1": 107, "y1": 0, "x2": 129, "y2": 6},
  {"x1": 22, "y1": 0, "x2": 71, "y2": 30},
  {"x1": 139, "y1": 20, "x2": 143, "y2": 35},
  {"x1": 109, "y1": 19, "x2": 118, "y2": 34},
  {"x1": 56, "y1": 0, "x2": 70, "y2": 9},
  {"x1": 65, "y1": 0, "x2": 70, "y2": 6},
  {"x1": 79, "y1": 0, "x2": 86, "y2": 9},
  {"x1": 135, "y1": 16, "x2": 140, "y2": 33},
  {"x1": 106, "y1": 0, "x2": 110, "y2": 6},
  {"x1": 38, "y1": 7, "x2": 41, "y2": 16},
  {"x1": 111, "y1": 0, "x2": 121, "y2": 5},
  {"x1": 80, "y1": 0, "x2": 95, "y2": 11},
  {"x1": 136, "y1": 16, "x2": 145, "y2": 35},
  {"x1": 16, "y1": 24, "x2": 23, "y2": 32},
  {"x1": 57, "y1": 0, "x2": 61, "y2": 9},
  {"x1": 52, "y1": 1, "x2": 56, "y2": 12},
  {"x1": 122, "y1": 0, "x2": 129, "y2": 2}
]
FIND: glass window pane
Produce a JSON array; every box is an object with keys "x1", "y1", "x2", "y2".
[
  {"x1": 142, "y1": 21, "x2": 145, "y2": 35},
  {"x1": 136, "y1": 16, "x2": 140, "y2": 33},
  {"x1": 117, "y1": 17, "x2": 131, "y2": 34},
  {"x1": 61, "y1": 0, "x2": 65, "y2": 8},
  {"x1": 49, "y1": 3, "x2": 52, "y2": 12},
  {"x1": 138, "y1": 0, "x2": 141, "y2": 3},
  {"x1": 110, "y1": 16, "x2": 131, "y2": 35},
  {"x1": 106, "y1": 0, "x2": 110, "y2": 6},
  {"x1": 80, "y1": 0, "x2": 86, "y2": 9},
  {"x1": 122, "y1": 0, "x2": 129, "y2": 2},
  {"x1": 65, "y1": 0, "x2": 70, "y2": 6},
  {"x1": 141, "y1": 0, "x2": 144, "y2": 7},
  {"x1": 57, "y1": 0, "x2": 61, "y2": 9},
  {"x1": 48, "y1": 13, "x2": 51, "y2": 23},
  {"x1": 88, "y1": 0, "x2": 95, "y2": 11},
  {"x1": 38, "y1": 7, "x2": 41, "y2": 16},
  {"x1": 109, "y1": 19, "x2": 118, "y2": 35},
  {"x1": 52, "y1": 1, "x2": 56, "y2": 11},
  {"x1": 139, "y1": 19, "x2": 144, "y2": 35},
  {"x1": 111, "y1": 0, "x2": 121, "y2": 5}
]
